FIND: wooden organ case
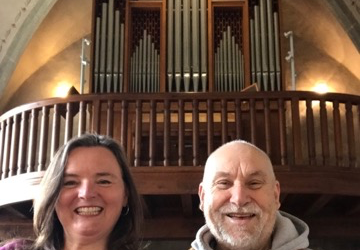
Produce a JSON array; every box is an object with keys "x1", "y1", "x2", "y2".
[{"x1": 90, "y1": 0, "x2": 283, "y2": 94}]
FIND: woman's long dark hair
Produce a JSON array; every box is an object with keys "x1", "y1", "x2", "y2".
[{"x1": 33, "y1": 134, "x2": 143, "y2": 250}]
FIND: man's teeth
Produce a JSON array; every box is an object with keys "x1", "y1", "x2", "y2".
[
  {"x1": 76, "y1": 207, "x2": 102, "y2": 215},
  {"x1": 227, "y1": 213, "x2": 255, "y2": 218}
]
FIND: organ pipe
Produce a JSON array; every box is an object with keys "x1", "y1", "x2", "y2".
[
  {"x1": 106, "y1": 0, "x2": 114, "y2": 93},
  {"x1": 260, "y1": 0, "x2": 269, "y2": 91},
  {"x1": 200, "y1": 0, "x2": 207, "y2": 92},
  {"x1": 99, "y1": 2, "x2": 107, "y2": 93},
  {"x1": 167, "y1": 0, "x2": 174, "y2": 92}
]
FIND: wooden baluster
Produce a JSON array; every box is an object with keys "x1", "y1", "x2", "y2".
[
  {"x1": 51, "y1": 104, "x2": 61, "y2": 159},
  {"x1": 17, "y1": 111, "x2": 29, "y2": 174},
  {"x1": 235, "y1": 99, "x2": 242, "y2": 139},
  {"x1": 163, "y1": 100, "x2": 170, "y2": 166},
  {"x1": 107, "y1": 100, "x2": 114, "y2": 137},
  {"x1": 78, "y1": 101, "x2": 87, "y2": 136},
  {"x1": 9, "y1": 115, "x2": 20, "y2": 177},
  {"x1": 38, "y1": 106, "x2": 50, "y2": 171},
  {"x1": 221, "y1": 99, "x2": 228, "y2": 144},
  {"x1": 27, "y1": 109, "x2": 39, "y2": 173},
  {"x1": 2, "y1": 118, "x2": 12, "y2": 178},
  {"x1": 291, "y1": 97, "x2": 302, "y2": 165},
  {"x1": 64, "y1": 102, "x2": 74, "y2": 143},
  {"x1": 319, "y1": 99, "x2": 330, "y2": 165},
  {"x1": 332, "y1": 101, "x2": 343, "y2": 167},
  {"x1": 345, "y1": 102, "x2": 356, "y2": 167},
  {"x1": 178, "y1": 99, "x2": 185, "y2": 166},
  {"x1": 207, "y1": 99, "x2": 214, "y2": 155},
  {"x1": 250, "y1": 98, "x2": 256, "y2": 144},
  {"x1": 135, "y1": 100, "x2": 142, "y2": 167},
  {"x1": 120, "y1": 100, "x2": 128, "y2": 150},
  {"x1": 278, "y1": 98, "x2": 287, "y2": 165},
  {"x1": 264, "y1": 98, "x2": 271, "y2": 156},
  {"x1": 192, "y1": 99, "x2": 199, "y2": 166},
  {"x1": 306, "y1": 99, "x2": 316, "y2": 165},
  {"x1": 149, "y1": 100, "x2": 157, "y2": 166},
  {"x1": 92, "y1": 100, "x2": 101, "y2": 134},
  {"x1": 0, "y1": 121, "x2": 5, "y2": 179}
]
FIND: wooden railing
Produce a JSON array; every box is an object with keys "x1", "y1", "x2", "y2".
[{"x1": 0, "y1": 91, "x2": 359, "y2": 182}]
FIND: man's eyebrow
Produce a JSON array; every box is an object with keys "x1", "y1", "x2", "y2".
[
  {"x1": 248, "y1": 170, "x2": 267, "y2": 178},
  {"x1": 212, "y1": 171, "x2": 231, "y2": 179}
]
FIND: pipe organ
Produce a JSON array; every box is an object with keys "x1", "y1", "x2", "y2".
[{"x1": 91, "y1": 0, "x2": 283, "y2": 93}]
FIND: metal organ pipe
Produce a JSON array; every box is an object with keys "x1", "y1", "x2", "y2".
[
  {"x1": 175, "y1": 0, "x2": 182, "y2": 92},
  {"x1": 266, "y1": 0, "x2": 275, "y2": 91},
  {"x1": 167, "y1": 0, "x2": 174, "y2": 92},
  {"x1": 94, "y1": 17, "x2": 101, "y2": 93},
  {"x1": 113, "y1": 7, "x2": 120, "y2": 93},
  {"x1": 250, "y1": 18, "x2": 256, "y2": 84},
  {"x1": 99, "y1": 2, "x2": 107, "y2": 93},
  {"x1": 183, "y1": 0, "x2": 191, "y2": 92},
  {"x1": 119, "y1": 23, "x2": 124, "y2": 92},
  {"x1": 274, "y1": 11, "x2": 281, "y2": 91},
  {"x1": 227, "y1": 26, "x2": 233, "y2": 91},
  {"x1": 192, "y1": 0, "x2": 200, "y2": 92},
  {"x1": 106, "y1": 0, "x2": 114, "y2": 93},
  {"x1": 200, "y1": 0, "x2": 207, "y2": 92},
  {"x1": 260, "y1": 0, "x2": 269, "y2": 91},
  {"x1": 254, "y1": 4, "x2": 262, "y2": 88}
]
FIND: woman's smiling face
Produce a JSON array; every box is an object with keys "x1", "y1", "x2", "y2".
[{"x1": 55, "y1": 146, "x2": 128, "y2": 244}]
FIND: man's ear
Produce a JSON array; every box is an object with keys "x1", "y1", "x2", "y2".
[
  {"x1": 274, "y1": 180, "x2": 281, "y2": 209},
  {"x1": 198, "y1": 183, "x2": 205, "y2": 211}
]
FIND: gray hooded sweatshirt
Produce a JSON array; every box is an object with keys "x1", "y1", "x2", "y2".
[{"x1": 191, "y1": 211, "x2": 311, "y2": 250}]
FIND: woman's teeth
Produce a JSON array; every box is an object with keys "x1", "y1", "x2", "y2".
[{"x1": 76, "y1": 207, "x2": 102, "y2": 215}]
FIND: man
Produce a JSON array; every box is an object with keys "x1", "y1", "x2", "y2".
[{"x1": 191, "y1": 140, "x2": 311, "y2": 250}]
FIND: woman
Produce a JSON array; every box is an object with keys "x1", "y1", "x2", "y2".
[{"x1": 1, "y1": 134, "x2": 142, "y2": 250}]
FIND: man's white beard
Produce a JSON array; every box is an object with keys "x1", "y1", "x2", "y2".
[{"x1": 205, "y1": 203, "x2": 265, "y2": 250}]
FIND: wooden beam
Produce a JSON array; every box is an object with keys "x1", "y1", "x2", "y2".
[
  {"x1": 130, "y1": 166, "x2": 360, "y2": 196},
  {"x1": 347, "y1": 202, "x2": 360, "y2": 216},
  {"x1": 304, "y1": 194, "x2": 334, "y2": 216},
  {"x1": 131, "y1": 167, "x2": 203, "y2": 195},
  {"x1": 181, "y1": 195, "x2": 193, "y2": 217}
]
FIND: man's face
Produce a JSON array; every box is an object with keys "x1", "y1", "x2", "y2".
[{"x1": 199, "y1": 143, "x2": 280, "y2": 250}]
